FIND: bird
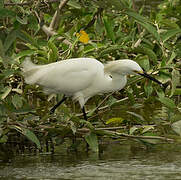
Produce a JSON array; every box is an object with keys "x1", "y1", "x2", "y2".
[{"x1": 22, "y1": 57, "x2": 164, "y2": 120}]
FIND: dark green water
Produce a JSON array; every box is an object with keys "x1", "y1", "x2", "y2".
[{"x1": 1, "y1": 142, "x2": 181, "y2": 179}]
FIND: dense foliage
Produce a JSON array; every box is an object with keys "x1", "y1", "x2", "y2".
[{"x1": 0, "y1": 0, "x2": 180, "y2": 152}]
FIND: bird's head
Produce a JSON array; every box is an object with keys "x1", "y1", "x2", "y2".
[
  {"x1": 104, "y1": 59, "x2": 165, "y2": 87},
  {"x1": 104, "y1": 59, "x2": 143, "y2": 76}
]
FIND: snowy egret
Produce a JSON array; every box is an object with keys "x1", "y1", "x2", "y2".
[{"x1": 22, "y1": 57, "x2": 163, "y2": 120}]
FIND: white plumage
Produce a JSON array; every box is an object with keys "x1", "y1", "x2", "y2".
[{"x1": 22, "y1": 57, "x2": 143, "y2": 109}]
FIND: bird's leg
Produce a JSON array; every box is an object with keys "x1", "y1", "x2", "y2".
[
  {"x1": 82, "y1": 106, "x2": 87, "y2": 121},
  {"x1": 82, "y1": 106, "x2": 89, "y2": 151},
  {"x1": 50, "y1": 95, "x2": 67, "y2": 114}
]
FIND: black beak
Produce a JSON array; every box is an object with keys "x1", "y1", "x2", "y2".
[{"x1": 138, "y1": 71, "x2": 167, "y2": 89}]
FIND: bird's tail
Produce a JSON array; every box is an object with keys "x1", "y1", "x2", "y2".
[
  {"x1": 21, "y1": 57, "x2": 40, "y2": 84},
  {"x1": 21, "y1": 57, "x2": 36, "y2": 72}
]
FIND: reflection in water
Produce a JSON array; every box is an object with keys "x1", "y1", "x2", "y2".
[{"x1": 1, "y1": 143, "x2": 181, "y2": 180}]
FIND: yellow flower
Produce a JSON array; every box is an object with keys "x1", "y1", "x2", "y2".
[{"x1": 76, "y1": 30, "x2": 89, "y2": 44}]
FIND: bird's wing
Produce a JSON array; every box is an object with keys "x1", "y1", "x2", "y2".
[{"x1": 33, "y1": 59, "x2": 103, "y2": 94}]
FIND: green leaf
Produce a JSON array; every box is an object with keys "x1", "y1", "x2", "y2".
[
  {"x1": 67, "y1": 0, "x2": 81, "y2": 9},
  {"x1": 178, "y1": 102, "x2": 181, "y2": 113},
  {"x1": 4, "y1": 29, "x2": 18, "y2": 52},
  {"x1": 126, "y1": 10, "x2": 160, "y2": 41},
  {"x1": 93, "y1": 0, "x2": 127, "y2": 10},
  {"x1": 48, "y1": 41, "x2": 58, "y2": 62},
  {"x1": 0, "y1": 0, "x2": 4, "y2": 7},
  {"x1": 137, "y1": 55, "x2": 150, "y2": 71},
  {"x1": 16, "y1": 15, "x2": 27, "y2": 24},
  {"x1": 138, "y1": 137, "x2": 161, "y2": 145},
  {"x1": 23, "y1": 128, "x2": 41, "y2": 149},
  {"x1": 87, "y1": 107, "x2": 97, "y2": 117},
  {"x1": 85, "y1": 132, "x2": 98, "y2": 152},
  {"x1": 139, "y1": 21, "x2": 160, "y2": 42},
  {"x1": 99, "y1": 45, "x2": 122, "y2": 57},
  {"x1": 12, "y1": 94, "x2": 23, "y2": 109},
  {"x1": 158, "y1": 97, "x2": 176, "y2": 109},
  {"x1": 144, "y1": 81, "x2": 153, "y2": 97},
  {"x1": 106, "y1": 96, "x2": 118, "y2": 106},
  {"x1": 17, "y1": 30, "x2": 38, "y2": 47},
  {"x1": 126, "y1": 10, "x2": 148, "y2": 22},
  {"x1": 0, "y1": 69, "x2": 15, "y2": 80},
  {"x1": 167, "y1": 51, "x2": 176, "y2": 65},
  {"x1": 161, "y1": 28, "x2": 181, "y2": 42},
  {"x1": 10, "y1": 125, "x2": 41, "y2": 149},
  {"x1": 134, "y1": 46, "x2": 157, "y2": 64},
  {"x1": 171, "y1": 69, "x2": 180, "y2": 97},
  {"x1": 156, "y1": 89, "x2": 165, "y2": 98},
  {"x1": 127, "y1": 111, "x2": 144, "y2": 121},
  {"x1": 15, "y1": 49, "x2": 35, "y2": 59},
  {"x1": 0, "y1": 8, "x2": 16, "y2": 18},
  {"x1": 27, "y1": 15, "x2": 39, "y2": 32},
  {"x1": 0, "y1": 86, "x2": 12, "y2": 100},
  {"x1": 129, "y1": 126, "x2": 138, "y2": 135},
  {"x1": 106, "y1": 117, "x2": 124, "y2": 125},
  {"x1": 0, "y1": 40, "x2": 5, "y2": 58},
  {"x1": 142, "y1": 125, "x2": 154, "y2": 134},
  {"x1": 103, "y1": 16, "x2": 116, "y2": 44},
  {"x1": 70, "y1": 121, "x2": 76, "y2": 135},
  {"x1": 0, "y1": 135, "x2": 8, "y2": 143},
  {"x1": 174, "y1": 88, "x2": 181, "y2": 96},
  {"x1": 172, "y1": 120, "x2": 181, "y2": 136}
]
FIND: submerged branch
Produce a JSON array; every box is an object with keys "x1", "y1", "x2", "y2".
[{"x1": 77, "y1": 128, "x2": 174, "y2": 142}]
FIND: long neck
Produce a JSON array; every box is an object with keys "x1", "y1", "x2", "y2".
[
  {"x1": 81, "y1": 73, "x2": 127, "y2": 107},
  {"x1": 101, "y1": 73, "x2": 127, "y2": 93},
  {"x1": 111, "y1": 73, "x2": 127, "y2": 91}
]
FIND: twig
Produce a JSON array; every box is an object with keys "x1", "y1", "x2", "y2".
[
  {"x1": 76, "y1": 96, "x2": 129, "y2": 117},
  {"x1": 41, "y1": 24, "x2": 72, "y2": 46},
  {"x1": 40, "y1": 22, "x2": 72, "y2": 46},
  {"x1": 40, "y1": 0, "x2": 72, "y2": 46},
  {"x1": 92, "y1": 93, "x2": 114, "y2": 113},
  {"x1": 49, "y1": 0, "x2": 69, "y2": 30},
  {"x1": 77, "y1": 127, "x2": 125, "y2": 133},
  {"x1": 77, "y1": 128, "x2": 174, "y2": 142},
  {"x1": 133, "y1": 29, "x2": 145, "y2": 48},
  {"x1": 112, "y1": 131, "x2": 173, "y2": 142}
]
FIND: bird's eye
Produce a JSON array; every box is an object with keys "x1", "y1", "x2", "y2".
[{"x1": 109, "y1": 75, "x2": 112, "y2": 78}]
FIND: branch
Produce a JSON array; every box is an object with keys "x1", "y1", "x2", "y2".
[
  {"x1": 77, "y1": 128, "x2": 174, "y2": 142},
  {"x1": 41, "y1": 24, "x2": 72, "y2": 46},
  {"x1": 113, "y1": 131, "x2": 173, "y2": 142},
  {"x1": 76, "y1": 96, "x2": 129, "y2": 118},
  {"x1": 38, "y1": 0, "x2": 72, "y2": 46},
  {"x1": 49, "y1": 0, "x2": 69, "y2": 30}
]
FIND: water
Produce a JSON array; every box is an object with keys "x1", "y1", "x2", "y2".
[{"x1": 1, "y1": 142, "x2": 181, "y2": 179}]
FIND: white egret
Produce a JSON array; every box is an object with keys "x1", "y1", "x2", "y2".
[{"x1": 22, "y1": 57, "x2": 163, "y2": 120}]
